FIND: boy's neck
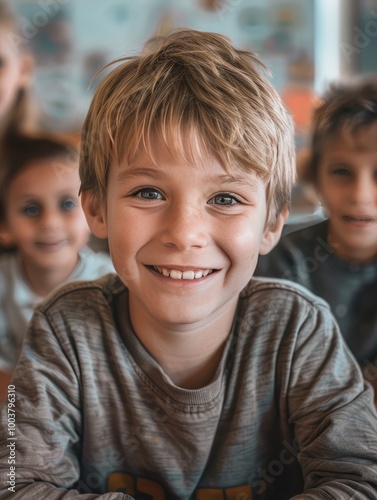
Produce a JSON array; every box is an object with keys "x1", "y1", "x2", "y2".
[
  {"x1": 156, "y1": 337, "x2": 226, "y2": 390},
  {"x1": 21, "y1": 257, "x2": 80, "y2": 297},
  {"x1": 129, "y1": 295, "x2": 239, "y2": 390}
]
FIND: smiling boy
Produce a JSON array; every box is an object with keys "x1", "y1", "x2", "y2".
[
  {"x1": 255, "y1": 79, "x2": 377, "y2": 396},
  {"x1": 0, "y1": 29, "x2": 376, "y2": 499},
  {"x1": 84, "y1": 137, "x2": 280, "y2": 389},
  {"x1": 0, "y1": 134, "x2": 114, "y2": 401}
]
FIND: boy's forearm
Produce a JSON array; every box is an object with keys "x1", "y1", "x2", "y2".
[
  {"x1": 281, "y1": 300, "x2": 377, "y2": 498},
  {"x1": 290, "y1": 483, "x2": 376, "y2": 500},
  {"x1": 0, "y1": 311, "x2": 129, "y2": 500},
  {"x1": 0, "y1": 484, "x2": 131, "y2": 500},
  {"x1": 288, "y1": 386, "x2": 377, "y2": 499},
  {"x1": 290, "y1": 483, "x2": 370, "y2": 500}
]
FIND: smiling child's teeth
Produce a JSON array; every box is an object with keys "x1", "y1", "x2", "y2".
[
  {"x1": 182, "y1": 270, "x2": 195, "y2": 279},
  {"x1": 155, "y1": 267, "x2": 212, "y2": 279},
  {"x1": 170, "y1": 270, "x2": 183, "y2": 279}
]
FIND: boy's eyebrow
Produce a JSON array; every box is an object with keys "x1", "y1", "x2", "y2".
[
  {"x1": 117, "y1": 168, "x2": 260, "y2": 189},
  {"x1": 117, "y1": 167, "x2": 168, "y2": 183},
  {"x1": 15, "y1": 192, "x2": 80, "y2": 201},
  {"x1": 210, "y1": 173, "x2": 261, "y2": 189}
]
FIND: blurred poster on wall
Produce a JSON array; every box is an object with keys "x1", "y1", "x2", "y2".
[
  {"x1": 355, "y1": 0, "x2": 377, "y2": 74},
  {"x1": 13, "y1": 0, "x2": 315, "y2": 133}
]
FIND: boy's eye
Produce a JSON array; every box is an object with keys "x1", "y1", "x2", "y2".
[
  {"x1": 331, "y1": 168, "x2": 351, "y2": 176},
  {"x1": 208, "y1": 193, "x2": 241, "y2": 206},
  {"x1": 61, "y1": 199, "x2": 76, "y2": 211},
  {"x1": 132, "y1": 188, "x2": 164, "y2": 200},
  {"x1": 22, "y1": 205, "x2": 40, "y2": 217}
]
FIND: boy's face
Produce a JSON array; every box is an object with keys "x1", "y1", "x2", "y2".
[
  {"x1": 317, "y1": 124, "x2": 377, "y2": 263},
  {"x1": 83, "y1": 135, "x2": 285, "y2": 329},
  {"x1": 4, "y1": 158, "x2": 90, "y2": 279}
]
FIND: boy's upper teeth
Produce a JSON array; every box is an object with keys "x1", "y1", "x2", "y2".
[{"x1": 154, "y1": 266, "x2": 212, "y2": 279}]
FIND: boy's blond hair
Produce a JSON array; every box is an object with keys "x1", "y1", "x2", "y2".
[
  {"x1": 310, "y1": 77, "x2": 377, "y2": 181},
  {"x1": 80, "y1": 29, "x2": 295, "y2": 225}
]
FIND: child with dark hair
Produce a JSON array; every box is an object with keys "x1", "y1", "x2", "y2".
[
  {"x1": 0, "y1": 134, "x2": 114, "y2": 401},
  {"x1": 256, "y1": 77, "x2": 377, "y2": 397}
]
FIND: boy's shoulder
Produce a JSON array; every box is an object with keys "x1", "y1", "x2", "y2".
[
  {"x1": 237, "y1": 278, "x2": 337, "y2": 353},
  {"x1": 37, "y1": 273, "x2": 124, "y2": 315},
  {"x1": 242, "y1": 276, "x2": 331, "y2": 311}
]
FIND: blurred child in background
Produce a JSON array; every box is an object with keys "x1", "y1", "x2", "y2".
[
  {"x1": 256, "y1": 78, "x2": 377, "y2": 398},
  {"x1": 0, "y1": 0, "x2": 35, "y2": 258},
  {"x1": 0, "y1": 134, "x2": 114, "y2": 402},
  {"x1": 0, "y1": 0, "x2": 35, "y2": 137}
]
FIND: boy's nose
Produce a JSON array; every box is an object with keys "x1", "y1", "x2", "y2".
[
  {"x1": 159, "y1": 204, "x2": 209, "y2": 251},
  {"x1": 39, "y1": 210, "x2": 62, "y2": 230},
  {"x1": 350, "y1": 175, "x2": 376, "y2": 205}
]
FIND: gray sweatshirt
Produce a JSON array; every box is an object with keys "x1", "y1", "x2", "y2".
[{"x1": 1, "y1": 274, "x2": 377, "y2": 499}]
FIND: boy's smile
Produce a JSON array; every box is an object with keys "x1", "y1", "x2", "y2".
[
  {"x1": 318, "y1": 125, "x2": 377, "y2": 263},
  {"x1": 150, "y1": 265, "x2": 214, "y2": 280},
  {"x1": 84, "y1": 134, "x2": 285, "y2": 334},
  {"x1": 34, "y1": 240, "x2": 70, "y2": 252}
]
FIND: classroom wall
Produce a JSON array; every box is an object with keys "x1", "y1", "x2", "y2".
[{"x1": 12, "y1": 0, "x2": 315, "y2": 133}]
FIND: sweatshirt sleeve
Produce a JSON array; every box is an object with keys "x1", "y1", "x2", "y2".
[
  {"x1": 0, "y1": 272, "x2": 16, "y2": 374},
  {"x1": 283, "y1": 298, "x2": 377, "y2": 499},
  {"x1": 0, "y1": 309, "x2": 133, "y2": 500}
]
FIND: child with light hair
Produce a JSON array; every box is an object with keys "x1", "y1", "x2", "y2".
[{"x1": 0, "y1": 29, "x2": 376, "y2": 499}]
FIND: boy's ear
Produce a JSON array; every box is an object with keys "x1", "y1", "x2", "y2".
[
  {"x1": 0, "y1": 222, "x2": 15, "y2": 248},
  {"x1": 259, "y1": 206, "x2": 289, "y2": 255},
  {"x1": 81, "y1": 191, "x2": 108, "y2": 239}
]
